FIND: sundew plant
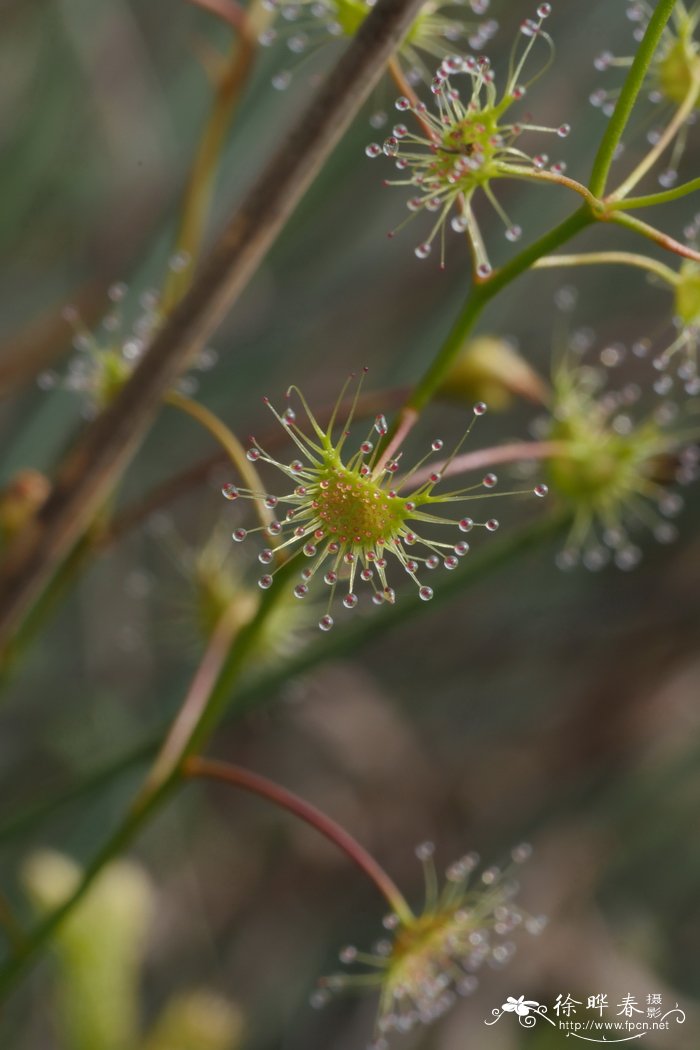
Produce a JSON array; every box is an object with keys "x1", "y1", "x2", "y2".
[{"x1": 2, "y1": 1, "x2": 700, "y2": 1048}]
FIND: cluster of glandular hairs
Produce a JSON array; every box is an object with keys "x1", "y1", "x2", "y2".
[
  {"x1": 261, "y1": 0, "x2": 497, "y2": 92},
  {"x1": 535, "y1": 348, "x2": 700, "y2": 571},
  {"x1": 314, "y1": 842, "x2": 545, "y2": 1044},
  {"x1": 366, "y1": 4, "x2": 571, "y2": 270},
  {"x1": 669, "y1": 268, "x2": 700, "y2": 373},
  {"x1": 39, "y1": 264, "x2": 217, "y2": 415},
  {"x1": 591, "y1": 1, "x2": 700, "y2": 186},
  {"x1": 658, "y1": 216, "x2": 700, "y2": 373},
  {"x1": 222, "y1": 375, "x2": 547, "y2": 631}
]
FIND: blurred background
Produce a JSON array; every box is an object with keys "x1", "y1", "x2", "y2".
[{"x1": 2, "y1": 0, "x2": 700, "y2": 1047}]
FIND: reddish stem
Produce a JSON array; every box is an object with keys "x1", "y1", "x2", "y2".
[
  {"x1": 404, "y1": 440, "x2": 564, "y2": 490},
  {"x1": 374, "y1": 406, "x2": 419, "y2": 475},
  {"x1": 387, "y1": 57, "x2": 434, "y2": 139},
  {"x1": 138, "y1": 619, "x2": 238, "y2": 800},
  {"x1": 184, "y1": 756, "x2": 413, "y2": 922},
  {"x1": 608, "y1": 211, "x2": 700, "y2": 263},
  {"x1": 188, "y1": 0, "x2": 248, "y2": 32}
]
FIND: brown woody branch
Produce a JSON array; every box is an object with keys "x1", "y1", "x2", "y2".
[{"x1": 0, "y1": 0, "x2": 423, "y2": 650}]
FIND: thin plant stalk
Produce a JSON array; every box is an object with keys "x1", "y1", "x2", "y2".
[
  {"x1": 403, "y1": 440, "x2": 565, "y2": 490},
  {"x1": 588, "y1": 0, "x2": 679, "y2": 197},
  {"x1": 612, "y1": 174, "x2": 700, "y2": 210},
  {"x1": 0, "y1": 0, "x2": 691, "y2": 1003},
  {"x1": 609, "y1": 78, "x2": 700, "y2": 202},
  {"x1": 165, "y1": 390, "x2": 274, "y2": 532},
  {"x1": 397, "y1": 0, "x2": 694, "y2": 426},
  {"x1": 533, "y1": 251, "x2": 679, "y2": 286},
  {"x1": 184, "y1": 756, "x2": 414, "y2": 922},
  {"x1": 161, "y1": 0, "x2": 273, "y2": 312},
  {"x1": 0, "y1": 514, "x2": 561, "y2": 996},
  {"x1": 0, "y1": 0, "x2": 427, "y2": 654},
  {"x1": 401, "y1": 206, "x2": 593, "y2": 420},
  {"x1": 610, "y1": 210, "x2": 700, "y2": 261},
  {"x1": 138, "y1": 614, "x2": 239, "y2": 799}
]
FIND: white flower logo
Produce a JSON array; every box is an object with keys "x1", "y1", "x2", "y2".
[{"x1": 502, "y1": 995, "x2": 540, "y2": 1017}]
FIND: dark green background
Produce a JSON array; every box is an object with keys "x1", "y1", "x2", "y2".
[{"x1": 1, "y1": 1, "x2": 700, "y2": 1047}]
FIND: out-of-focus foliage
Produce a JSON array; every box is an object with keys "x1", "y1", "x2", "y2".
[{"x1": 1, "y1": 1, "x2": 700, "y2": 1049}]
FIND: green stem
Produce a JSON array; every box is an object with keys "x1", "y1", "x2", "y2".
[
  {"x1": 161, "y1": 0, "x2": 271, "y2": 313},
  {"x1": 610, "y1": 210, "x2": 700, "y2": 262},
  {"x1": 0, "y1": 0, "x2": 678, "y2": 1003},
  {"x1": 496, "y1": 165, "x2": 599, "y2": 208},
  {"x1": 135, "y1": 614, "x2": 239, "y2": 801},
  {"x1": 185, "y1": 757, "x2": 414, "y2": 922},
  {"x1": 609, "y1": 76, "x2": 700, "y2": 201},
  {"x1": 0, "y1": 517, "x2": 564, "y2": 854},
  {"x1": 0, "y1": 514, "x2": 561, "y2": 993},
  {"x1": 588, "y1": 0, "x2": 679, "y2": 197},
  {"x1": 0, "y1": 0, "x2": 427, "y2": 654},
  {"x1": 168, "y1": 556, "x2": 301, "y2": 775},
  {"x1": 165, "y1": 390, "x2": 274, "y2": 533},
  {"x1": 0, "y1": 536, "x2": 91, "y2": 680},
  {"x1": 533, "y1": 251, "x2": 679, "y2": 286},
  {"x1": 0, "y1": 554, "x2": 298, "y2": 988},
  {"x1": 133, "y1": 549, "x2": 301, "y2": 809},
  {"x1": 266, "y1": 513, "x2": 561, "y2": 657},
  {"x1": 405, "y1": 207, "x2": 592, "y2": 415},
  {"x1": 0, "y1": 506, "x2": 113, "y2": 685},
  {"x1": 611, "y1": 175, "x2": 700, "y2": 210},
  {"x1": 0, "y1": 783, "x2": 166, "y2": 987}
]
